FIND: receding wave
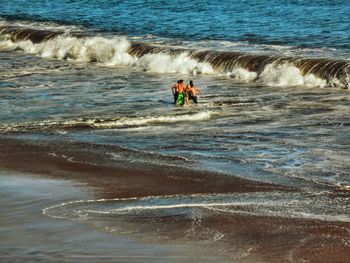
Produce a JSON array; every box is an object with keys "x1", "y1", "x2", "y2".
[
  {"x1": 0, "y1": 111, "x2": 214, "y2": 133},
  {"x1": 1, "y1": 25, "x2": 349, "y2": 88},
  {"x1": 43, "y1": 192, "x2": 350, "y2": 223}
]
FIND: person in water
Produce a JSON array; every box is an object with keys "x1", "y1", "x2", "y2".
[
  {"x1": 171, "y1": 79, "x2": 185, "y2": 105},
  {"x1": 171, "y1": 80, "x2": 180, "y2": 104},
  {"x1": 185, "y1": 80, "x2": 200, "y2": 104}
]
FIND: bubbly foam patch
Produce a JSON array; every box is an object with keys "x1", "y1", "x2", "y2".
[
  {"x1": 228, "y1": 68, "x2": 258, "y2": 82},
  {"x1": 0, "y1": 35, "x2": 214, "y2": 75},
  {"x1": 41, "y1": 191, "x2": 350, "y2": 256},
  {"x1": 43, "y1": 192, "x2": 350, "y2": 223},
  {"x1": 226, "y1": 63, "x2": 327, "y2": 87},
  {"x1": 259, "y1": 63, "x2": 327, "y2": 87},
  {"x1": 110, "y1": 111, "x2": 213, "y2": 127},
  {"x1": 139, "y1": 52, "x2": 214, "y2": 75},
  {"x1": 0, "y1": 111, "x2": 214, "y2": 133},
  {"x1": 1, "y1": 35, "x2": 137, "y2": 66}
]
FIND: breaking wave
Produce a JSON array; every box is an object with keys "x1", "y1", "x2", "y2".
[{"x1": 1, "y1": 26, "x2": 349, "y2": 88}]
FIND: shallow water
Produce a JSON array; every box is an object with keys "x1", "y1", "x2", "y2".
[
  {"x1": 0, "y1": 172, "x2": 231, "y2": 262},
  {"x1": 1, "y1": 48, "x2": 349, "y2": 193}
]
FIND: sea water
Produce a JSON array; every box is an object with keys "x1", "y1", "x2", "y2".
[{"x1": 0, "y1": 0, "x2": 350, "y2": 257}]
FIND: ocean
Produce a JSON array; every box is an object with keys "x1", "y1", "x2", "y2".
[{"x1": 0, "y1": 1, "x2": 349, "y2": 262}]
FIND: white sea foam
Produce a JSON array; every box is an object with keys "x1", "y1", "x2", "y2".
[
  {"x1": 0, "y1": 33, "x2": 340, "y2": 87},
  {"x1": 43, "y1": 193, "x2": 350, "y2": 223},
  {"x1": 3, "y1": 35, "x2": 137, "y2": 66},
  {"x1": 70, "y1": 111, "x2": 213, "y2": 128},
  {"x1": 226, "y1": 63, "x2": 327, "y2": 87},
  {"x1": 0, "y1": 21, "x2": 83, "y2": 35},
  {"x1": 228, "y1": 67, "x2": 258, "y2": 82},
  {"x1": 259, "y1": 63, "x2": 327, "y2": 87},
  {"x1": 97, "y1": 111, "x2": 213, "y2": 128},
  {"x1": 0, "y1": 35, "x2": 214, "y2": 75},
  {"x1": 138, "y1": 52, "x2": 214, "y2": 75},
  {"x1": 0, "y1": 111, "x2": 214, "y2": 133}
]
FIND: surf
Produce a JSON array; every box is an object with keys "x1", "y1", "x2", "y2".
[{"x1": 1, "y1": 25, "x2": 349, "y2": 88}]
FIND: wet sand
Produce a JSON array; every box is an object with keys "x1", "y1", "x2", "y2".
[
  {"x1": 0, "y1": 171, "x2": 231, "y2": 263},
  {"x1": 0, "y1": 137, "x2": 290, "y2": 199},
  {"x1": 1, "y1": 137, "x2": 349, "y2": 262}
]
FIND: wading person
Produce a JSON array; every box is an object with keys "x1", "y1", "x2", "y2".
[
  {"x1": 173, "y1": 79, "x2": 185, "y2": 105},
  {"x1": 186, "y1": 80, "x2": 200, "y2": 104},
  {"x1": 171, "y1": 80, "x2": 181, "y2": 104}
]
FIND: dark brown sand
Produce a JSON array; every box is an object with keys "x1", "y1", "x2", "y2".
[
  {"x1": 1, "y1": 137, "x2": 349, "y2": 262},
  {"x1": 0, "y1": 138, "x2": 291, "y2": 198}
]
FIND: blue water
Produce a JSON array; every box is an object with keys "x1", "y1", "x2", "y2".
[{"x1": 1, "y1": 0, "x2": 350, "y2": 50}]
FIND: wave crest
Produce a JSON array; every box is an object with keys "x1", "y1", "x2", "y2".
[{"x1": 1, "y1": 25, "x2": 350, "y2": 88}]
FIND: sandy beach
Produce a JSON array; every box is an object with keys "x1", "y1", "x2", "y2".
[
  {"x1": 1, "y1": 137, "x2": 349, "y2": 262},
  {"x1": 1, "y1": 172, "x2": 236, "y2": 263},
  {"x1": 0, "y1": 138, "x2": 238, "y2": 263}
]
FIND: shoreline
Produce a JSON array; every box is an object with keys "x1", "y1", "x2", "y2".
[
  {"x1": 0, "y1": 137, "x2": 292, "y2": 199},
  {"x1": 1, "y1": 137, "x2": 349, "y2": 262},
  {"x1": 0, "y1": 170, "x2": 231, "y2": 263}
]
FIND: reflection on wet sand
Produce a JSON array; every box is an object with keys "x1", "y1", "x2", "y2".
[
  {"x1": 0, "y1": 172, "x2": 230, "y2": 263},
  {"x1": 1, "y1": 137, "x2": 349, "y2": 262}
]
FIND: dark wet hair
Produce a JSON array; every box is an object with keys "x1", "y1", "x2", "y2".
[
  {"x1": 177, "y1": 80, "x2": 181, "y2": 83},
  {"x1": 179, "y1": 79, "x2": 184, "y2": 83},
  {"x1": 189, "y1": 80, "x2": 193, "y2": 87}
]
